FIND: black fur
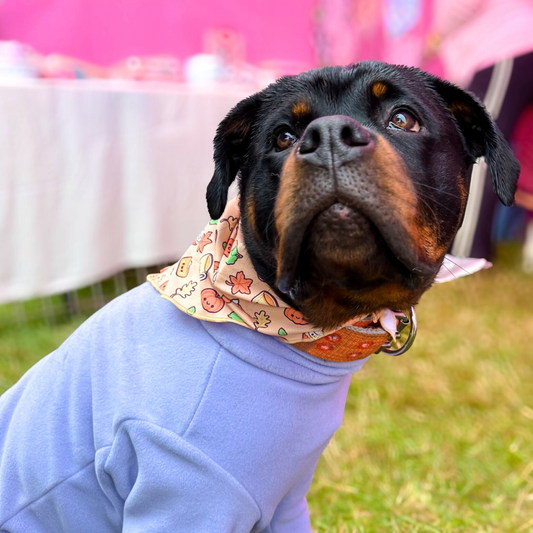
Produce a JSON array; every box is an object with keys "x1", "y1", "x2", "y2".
[
  {"x1": 422, "y1": 74, "x2": 520, "y2": 206},
  {"x1": 206, "y1": 93, "x2": 262, "y2": 219}
]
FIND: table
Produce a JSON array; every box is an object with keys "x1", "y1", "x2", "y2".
[{"x1": 0, "y1": 79, "x2": 254, "y2": 303}]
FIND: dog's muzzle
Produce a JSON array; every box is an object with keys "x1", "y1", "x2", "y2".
[{"x1": 275, "y1": 115, "x2": 439, "y2": 296}]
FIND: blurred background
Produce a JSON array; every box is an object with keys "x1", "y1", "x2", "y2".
[{"x1": 0, "y1": 0, "x2": 532, "y2": 531}]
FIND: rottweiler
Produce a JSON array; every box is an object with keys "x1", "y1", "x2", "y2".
[
  {"x1": 0, "y1": 62, "x2": 519, "y2": 533},
  {"x1": 208, "y1": 61, "x2": 519, "y2": 329}
]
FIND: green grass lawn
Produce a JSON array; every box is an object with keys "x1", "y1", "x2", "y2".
[{"x1": 1, "y1": 245, "x2": 532, "y2": 532}]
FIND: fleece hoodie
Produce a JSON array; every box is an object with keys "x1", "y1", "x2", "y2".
[{"x1": 0, "y1": 282, "x2": 371, "y2": 533}]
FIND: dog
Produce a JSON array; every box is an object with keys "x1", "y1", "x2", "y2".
[{"x1": 0, "y1": 62, "x2": 519, "y2": 533}]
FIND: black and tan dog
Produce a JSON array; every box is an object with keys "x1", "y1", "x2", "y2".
[
  {"x1": 0, "y1": 62, "x2": 520, "y2": 533},
  {"x1": 208, "y1": 61, "x2": 519, "y2": 329}
]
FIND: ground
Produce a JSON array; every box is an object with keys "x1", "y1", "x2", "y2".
[{"x1": 1, "y1": 245, "x2": 532, "y2": 533}]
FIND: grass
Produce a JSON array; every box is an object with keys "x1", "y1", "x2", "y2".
[
  {"x1": 309, "y1": 245, "x2": 533, "y2": 532},
  {"x1": 1, "y1": 245, "x2": 532, "y2": 532}
]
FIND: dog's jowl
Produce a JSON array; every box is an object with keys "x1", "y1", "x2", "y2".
[{"x1": 0, "y1": 62, "x2": 519, "y2": 533}]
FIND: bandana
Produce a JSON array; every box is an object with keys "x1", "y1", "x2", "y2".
[{"x1": 148, "y1": 198, "x2": 490, "y2": 362}]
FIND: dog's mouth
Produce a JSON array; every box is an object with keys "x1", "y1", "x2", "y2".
[{"x1": 276, "y1": 201, "x2": 438, "y2": 297}]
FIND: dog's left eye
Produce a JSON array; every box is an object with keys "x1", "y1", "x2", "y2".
[
  {"x1": 388, "y1": 110, "x2": 421, "y2": 132},
  {"x1": 276, "y1": 130, "x2": 298, "y2": 151}
]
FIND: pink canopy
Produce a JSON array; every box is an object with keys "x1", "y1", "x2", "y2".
[
  {"x1": 0, "y1": 0, "x2": 317, "y2": 67},
  {"x1": 2, "y1": 0, "x2": 532, "y2": 86}
]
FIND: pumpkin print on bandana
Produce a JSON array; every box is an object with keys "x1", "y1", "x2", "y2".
[{"x1": 284, "y1": 307, "x2": 310, "y2": 325}]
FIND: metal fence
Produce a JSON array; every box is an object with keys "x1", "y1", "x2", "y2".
[{"x1": 0, "y1": 265, "x2": 168, "y2": 329}]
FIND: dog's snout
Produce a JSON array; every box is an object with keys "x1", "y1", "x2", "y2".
[{"x1": 298, "y1": 116, "x2": 373, "y2": 165}]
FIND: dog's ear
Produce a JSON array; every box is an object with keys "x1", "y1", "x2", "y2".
[
  {"x1": 426, "y1": 76, "x2": 520, "y2": 206},
  {"x1": 206, "y1": 93, "x2": 262, "y2": 219}
]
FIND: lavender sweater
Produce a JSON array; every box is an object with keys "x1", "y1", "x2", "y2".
[{"x1": 0, "y1": 283, "x2": 370, "y2": 533}]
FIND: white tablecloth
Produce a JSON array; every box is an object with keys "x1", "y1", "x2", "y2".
[{"x1": 0, "y1": 79, "x2": 254, "y2": 304}]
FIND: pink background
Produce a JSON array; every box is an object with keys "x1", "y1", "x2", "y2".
[{"x1": 0, "y1": 0, "x2": 317, "y2": 66}]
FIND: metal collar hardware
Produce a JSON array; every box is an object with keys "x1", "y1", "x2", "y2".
[{"x1": 378, "y1": 306, "x2": 418, "y2": 356}]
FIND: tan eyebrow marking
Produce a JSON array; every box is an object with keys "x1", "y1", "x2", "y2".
[
  {"x1": 372, "y1": 82, "x2": 388, "y2": 98},
  {"x1": 292, "y1": 101, "x2": 311, "y2": 119}
]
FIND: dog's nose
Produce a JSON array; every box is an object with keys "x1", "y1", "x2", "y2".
[{"x1": 297, "y1": 115, "x2": 372, "y2": 166}]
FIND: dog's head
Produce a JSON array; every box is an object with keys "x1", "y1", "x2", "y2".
[{"x1": 206, "y1": 62, "x2": 520, "y2": 330}]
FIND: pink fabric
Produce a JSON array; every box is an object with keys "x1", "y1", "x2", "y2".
[
  {"x1": 434, "y1": 255, "x2": 492, "y2": 283},
  {"x1": 512, "y1": 105, "x2": 533, "y2": 196},
  {"x1": 430, "y1": 0, "x2": 533, "y2": 85},
  {"x1": 316, "y1": 0, "x2": 433, "y2": 69},
  {"x1": 0, "y1": 0, "x2": 316, "y2": 67},
  {"x1": 382, "y1": 0, "x2": 433, "y2": 68}
]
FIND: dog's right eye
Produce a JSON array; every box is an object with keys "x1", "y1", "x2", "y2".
[
  {"x1": 388, "y1": 110, "x2": 421, "y2": 132},
  {"x1": 276, "y1": 130, "x2": 298, "y2": 151}
]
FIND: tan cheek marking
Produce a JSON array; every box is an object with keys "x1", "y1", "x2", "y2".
[
  {"x1": 373, "y1": 136, "x2": 445, "y2": 263},
  {"x1": 372, "y1": 82, "x2": 388, "y2": 98},
  {"x1": 418, "y1": 174, "x2": 467, "y2": 262},
  {"x1": 458, "y1": 178, "x2": 468, "y2": 211},
  {"x1": 416, "y1": 221, "x2": 448, "y2": 262},
  {"x1": 373, "y1": 135, "x2": 418, "y2": 230},
  {"x1": 246, "y1": 195, "x2": 261, "y2": 241},
  {"x1": 292, "y1": 101, "x2": 311, "y2": 119},
  {"x1": 275, "y1": 152, "x2": 299, "y2": 232},
  {"x1": 355, "y1": 283, "x2": 414, "y2": 310},
  {"x1": 274, "y1": 151, "x2": 306, "y2": 277}
]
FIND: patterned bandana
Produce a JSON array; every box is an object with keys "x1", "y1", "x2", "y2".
[{"x1": 148, "y1": 198, "x2": 491, "y2": 362}]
